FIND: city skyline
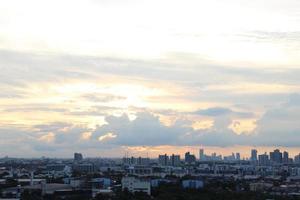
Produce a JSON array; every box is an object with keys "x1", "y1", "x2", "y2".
[
  {"x1": 1, "y1": 0, "x2": 300, "y2": 157},
  {"x1": 2, "y1": 147, "x2": 300, "y2": 160},
  {"x1": 2, "y1": 147, "x2": 300, "y2": 199}
]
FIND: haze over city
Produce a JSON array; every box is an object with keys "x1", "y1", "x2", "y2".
[{"x1": 1, "y1": 0, "x2": 300, "y2": 158}]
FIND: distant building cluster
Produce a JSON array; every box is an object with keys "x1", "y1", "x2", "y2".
[{"x1": 1, "y1": 148, "x2": 300, "y2": 199}]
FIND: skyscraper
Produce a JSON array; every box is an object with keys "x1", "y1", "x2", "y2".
[
  {"x1": 294, "y1": 154, "x2": 300, "y2": 164},
  {"x1": 74, "y1": 152, "x2": 83, "y2": 162},
  {"x1": 185, "y1": 152, "x2": 196, "y2": 164},
  {"x1": 170, "y1": 154, "x2": 181, "y2": 166},
  {"x1": 236, "y1": 153, "x2": 241, "y2": 161},
  {"x1": 251, "y1": 149, "x2": 257, "y2": 161},
  {"x1": 158, "y1": 154, "x2": 169, "y2": 166},
  {"x1": 199, "y1": 149, "x2": 205, "y2": 161},
  {"x1": 258, "y1": 153, "x2": 269, "y2": 166},
  {"x1": 137, "y1": 157, "x2": 150, "y2": 166},
  {"x1": 283, "y1": 151, "x2": 289, "y2": 164},
  {"x1": 270, "y1": 149, "x2": 282, "y2": 164}
]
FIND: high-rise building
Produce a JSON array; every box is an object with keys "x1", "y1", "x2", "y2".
[
  {"x1": 158, "y1": 154, "x2": 169, "y2": 166},
  {"x1": 130, "y1": 157, "x2": 137, "y2": 165},
  {"x1": 283, "y1": 151, "x2": 289, "y2": 164},
  {"x1": 74, "y1": 153, "x2": 83, "y2": 162},
  {"x1": 170, "y1": 154, "x2": 181, "y2": 166},
  {"x1": 185, "y1": 152, "x2": 196, "y2": 164},
  {"x1": 294, "y1": 154, "x2": 300, "y2": 164},
  {"x1": 251, "y1": 149, "x2": 257, "y2": 161},
  {"x1": 270, "y1": 149, "x2": 282, "y2": 164},
  {"x1": 232, "y1": 153, "x2": 236, "y2": 160},
  {"x1": 236, "y1": 153, "x2": 241, "y2": 161},
  {"x1": 199, "y1": 149, "x2": 205, "y2": 161},
  {"x1": 258, "y1": 153, "x2": 269, "y2": 166},
  {"x1": 137, "y1": 157, "x2": 150, "y2": 166},
  {"x1": 123, "y1": 156, "x2": 149, "y2": 165}
]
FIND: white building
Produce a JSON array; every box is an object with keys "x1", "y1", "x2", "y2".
[{"x1": 121, "y1": 177, "x2": 151, "y2": 195}]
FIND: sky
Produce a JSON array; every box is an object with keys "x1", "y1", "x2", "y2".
[{"x1": 1, "y1": 0, "x2": 300, "y2": 158}]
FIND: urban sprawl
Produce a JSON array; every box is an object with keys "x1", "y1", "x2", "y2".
[{"x1": 1, "y1": 148, "x2": 300, "y2": 199}]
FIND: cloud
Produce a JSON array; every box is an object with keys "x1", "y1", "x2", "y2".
[
  {"x1": 253, "y1": 94, "x2": 300, "y2": 147},
  {"x1": 193, "y1": 107, "x2": 254, "y2": 118},
  {"x1": 1, "y1": 0, "x2": 300, "y2": 158},
  {"x1": 194, "y1": 107, "x2": 232, "y2": 116},
  {"x1": 98, "y1": 132, "x2": 117, "y2": 142},
  {"x1": 92, "y1": 112, "x2": 188, "y2": 146},
  {"x1": 285, "y1": 93, "x2": 300, "y2": 106},
  {"x1": 1, "y1": 94, "x2": 300, "y2": 157},
  {"x1": 82, "y1": 94, "x2": 126, "y2": 103},
  {"x1": 239, "y1": 31, "x2": 300, "y2": 43},
  {"x1": 90, "y1": 111, "x2": 252, "y2": 147},
  {"x1": 1, "y1": 50, "x2": 300, "y2": 156},
  {"x1": 34, "y1": 122, "x2": 72, "y2": 133},
  {"x1": 4, "y1": 105, "x2": 68, "y2": 113}
]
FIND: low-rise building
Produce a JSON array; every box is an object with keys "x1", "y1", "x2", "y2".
[
  {"x1": 122, "y1": 177, "x2": 151, "y2": 195},
  {"x1": 249, "y1": 182, "x2": 273, "y2": 192},
  {"x1": 182, "y1": 179, "x2": 204, "y2": 189}
]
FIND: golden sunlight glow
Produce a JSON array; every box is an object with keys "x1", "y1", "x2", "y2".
[
  {"x1": 98, "y1": 132, "x2": 117, "y2": 142},
  {"x1": 38, "y1": 132, "x2": 55, "y2": 142},
  {"x1": 229, "y1": 119, "x2": 257, "y2": 135},
  {"x1": 192, "y1": 120, "x2": 214, "y2": 130},
  {"x1": 81, "y1": 132, "x2": 92, "y2": 140}
]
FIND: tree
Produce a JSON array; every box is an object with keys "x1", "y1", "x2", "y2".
[{"x1": 21, "y1": 189, "x2": 42, "y2": 200}]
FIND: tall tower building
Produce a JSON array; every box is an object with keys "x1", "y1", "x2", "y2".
[
  {"x1": 74, "y1": 153, "x2": 83, "y2": 162},
  {"x1": 185, "y1": 152, "x2": 196, "y2": 164},
  {"x1": 199, "y1": 149, "x2": 205, "y2": 161},
  {"x1": 236, "y1": 153, "x2": 241, "y2": 161},
  {"x1": 283, "y1": 151, "x2": 289, "y2": 164},
  {"x1": 170, "y1": 154, "x2": 181, "y2": 166},
  {"x1": 258, "y1": 153, "x2": 269, "y2": 166},
  {"x1": 251, "y1": 149, "x2": 258, "y2": 161},
  {"x1": 158, "y1": 154, "x2": 169, "y2": 166},
  {"x1": 270, "y1": 149, "x2": 282, "y2": 164}
]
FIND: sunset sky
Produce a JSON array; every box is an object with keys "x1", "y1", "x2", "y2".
[{"x1": 1, "y1": 0, "x2": 300, "y2": 158}]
